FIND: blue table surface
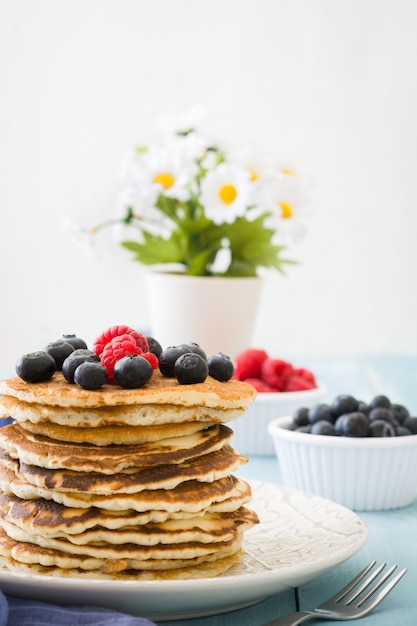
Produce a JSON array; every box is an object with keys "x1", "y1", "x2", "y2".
[
  {"x1": 1, "y1": 355, "x2": 416, "y2": 625},
  {"x1": 160, "y1": 355, "x2": 417, "y2": 626}
]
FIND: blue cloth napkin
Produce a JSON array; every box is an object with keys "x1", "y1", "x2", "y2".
[{"x1": 0, "y1": 591, "x2": 157, "y2": 626}]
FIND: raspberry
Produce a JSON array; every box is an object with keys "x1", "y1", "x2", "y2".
[
  {"x1": 293, "y1": 367, "x2": 316, "y2": 385},
  {"x1": 93, "y1": 325, "x2": 148, "y2": 356},
  {"x1": 141, "y1": 351, "x2": 159, "y2": 369},
  {"x1": 285, "y1": 375, "x2": 316, "y2": 392},
  {"x1": 243, "y1": 378, "x2": 277, "y2": 393},
  {"x1": 101, "y1": 334, "x2": 143, "y2": 383},
  {"x1": 233, "y1": 349, "x2": 268, "y2": 380},
  {"x1": 261, "y1": 358, "x2": 294, "y2": 391}
]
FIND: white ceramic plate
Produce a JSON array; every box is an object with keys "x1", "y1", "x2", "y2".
[{"x1": 0, "y1": 481, "x2": 367, "y2": 621}]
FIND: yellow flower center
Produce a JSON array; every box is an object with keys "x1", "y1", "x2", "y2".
[
  {"x1": 153, "y1": 172, "x2": 175, "y2": 189},
  {"x1": 219, "y1": 183, "x2": 237, "y2": 205},
  {"x1": 279, "y1": 202, "x2": 293, "y2": 219},
  {"x1": 248, "y1": 168, "x2": 258, "y2": 181},
  {"x1": 281, "y1": 168, "x2": 297, "y2": 177}
]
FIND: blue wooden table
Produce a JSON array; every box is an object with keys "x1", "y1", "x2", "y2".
[{"x1": 159, "y1": 356, "x2": 417, "y2": 626}]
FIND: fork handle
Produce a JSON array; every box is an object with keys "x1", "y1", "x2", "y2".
[{"x1": 263, "y1": 611, "x2": 314, "y2": 625}]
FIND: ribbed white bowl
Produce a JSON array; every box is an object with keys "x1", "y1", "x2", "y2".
[
  {"x1": 231, "y1": 385, "x2": 327, "y2": 456},
  {"x1": 268, "y1": 416, "x2": 417, "y2": 511}
]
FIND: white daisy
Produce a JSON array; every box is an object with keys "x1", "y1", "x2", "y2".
[
  {"x1": 119, "y1": 143, "x2": 198, "y2": 206},
  {"x1": 259, "y1": 172, "x2": 312, "y2": 242},
  {"x1": 199, "y1": 163, "x2": 252, "y2": 225}
]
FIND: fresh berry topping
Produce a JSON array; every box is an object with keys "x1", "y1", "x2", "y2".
[
  {"x1": 331, "y1": 394, "x2": 359, "y2": 417},
  {"x1": 261, "y1": 358, "x2": 294, "y2": 391},
  {"x1": 182, "y1": 342, "x2": 207, "y2": 360},
  {"x1": 293, "y1": 407, "x2": 310, "y2": 427},
  {"x1": 311, "y1": 420, "x2": 336, "y2": 436},
  {"x1": 141, "y1": 352, "x2": 159, "y2": 369},
  {"x1": 293, "y1": 368, "x2": 316, "y2": 385},
  {"x1": 233, "y1": 349, "x2": 268, "y2": 380},
  {"x1": 391, "y1": 403, "x2": 410, "y2": 424},
  {"x1": 369, "y1": 420, "x2": 395, "y2": 437},
  {"x1": 368, "y1": 407, "x2": 395, "y2": 424},
  {"x1": 368, "y1": 394, "x2": 391, "y2": 410},
  {"x1": 403, "y1": 416, "x2": 417, "y2": 434},
  {"x1": 62, "y1": 349, "x2": 100, "y2": 383},
  {"x1": 334, "y1": 411, "x2": 369, "y2": 437},
  {"x1": 207, "y1": 353, "x2": 234, "y2": 382},
  {"x1": 174, "y1": 353, "x2": 209, "y2": 385},
  {"x1": 113, "y1": 355, "x2": 153, "y2": 388},
  {"x1": 285, "y1": 375, "x2": 316, "y2": 392},
  {"x1": 308, "y1": 403, "x2": 334, "y2": 425},
  {"x1": 243, "y1": 378, "x2": 277, "y2": 393},
  {"x1": 74, "y1": 361, "x2": 108, "y2": 390},
  {"x1": 15, "y1": 351, "x2": 56, "y2": 383},
  {"x1": 146, "y1": 336, "x2": 163, "y2": 359},
  {"x1": 290, "y1": 393, "x2": 417, "y2": 438},
  {"x1": 100, "y1": 334, "x2": 143, "y2": 383},
  {"x1": 44, "y1": 340, "x2": 75, "y2": 370},
  {"x1": 93, "y1": 325, "x2": 148, "y2": 356},
  {"x1": 159, "y1": 345, "x2": 195, "y2": 377},
  {"x1": 61, "y1": 334, "x2": 88, "y2": 350}
]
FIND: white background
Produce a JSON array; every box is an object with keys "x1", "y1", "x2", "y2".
[{"x1": 1, "y1": 0, "x2": 416, "y2": 376}]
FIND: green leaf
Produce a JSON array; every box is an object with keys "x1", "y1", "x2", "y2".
[{"x1": 122, "y1": 231, "x2": 186, "y2": 265}]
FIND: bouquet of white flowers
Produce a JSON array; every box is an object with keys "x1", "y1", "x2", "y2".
[{"x1": 71, "y1": 108, "x2": 311, "y2": 277}]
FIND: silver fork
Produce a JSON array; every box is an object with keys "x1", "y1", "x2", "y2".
[{"x1": 263, "y1": 561, "x2": 407, "y2": 625}]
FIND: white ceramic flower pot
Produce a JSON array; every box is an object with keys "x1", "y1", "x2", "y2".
[{"x1": 145, "y1": 272, "x2": 263, "y2": 358}]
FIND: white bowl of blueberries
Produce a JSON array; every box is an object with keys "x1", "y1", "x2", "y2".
[{"x1": 268, "y1": 393, "x2": 417, "y2": 511}]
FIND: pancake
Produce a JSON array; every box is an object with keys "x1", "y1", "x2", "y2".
[
  {"x1": 1, "y1": 445, "x2": 246, "y2": 494},
  {"x1": 0, "y1": 395, "x2": 246, "y2": 427},
  {"x1": 0, "y1": 358, "x2": 258, "y2": 581},
  {"x1": 0, "y1": 488, "x2": 254, "y2": 535},
  {"x1": 0, "y1": 526, "x2": 244, "y2": 579},
  {"x1": 0, "y1": 371, "x2": 256, "y2": 410},
  {"x1": 0, "y1": 506, "x2": 257, "y2": 548},
  {"x1": 0, "y1": 466, "x2": 253, "y2": 513},
  {"x1": 0, "y1": 422, "x2": 233, "y2": 473},
  {"x1": 15, "y1": 418, "x2": 213, "y2": 446}
]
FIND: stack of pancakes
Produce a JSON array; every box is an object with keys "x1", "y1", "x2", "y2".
[{"x1": 0, "y1": 370, "x2": 258, "y2": 580}]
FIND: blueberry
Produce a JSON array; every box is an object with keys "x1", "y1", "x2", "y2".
[
  {"x1": 308, "y1": 403, "x2": 334, "y2": 424},
  {"x1": 182, "y1": 342, "x2": 207, "y2": 360},
  {"x1": 311, "y1": 420, "x2": 336, "y2": 436},
  {"x1": 357, "y1": 401, "x2": 370, "y2": 415},
  {"x1": 61, "y1": 334, "x2": 88, "y2": 350},
  {"x1": 295, "y1": 424, "x2": 312, "y2": 433},
  {"x1": 369, "y1": 420, "x2": 395, "y2": 437},
  {"x1": 74, "y1": 362, "x2": 108, "y2": 390},
  {"x1": 391, "y1": 403, "x2": 410, "y2": 425},
  {"x1": 368, "y1": 407, "x2": 394, "y2": 424},
  {"x1": 113, "y1": 355, "x2": 153, "y2": 389},
  {"x1": 293, "y1": 407, "x2": 309, "y2": 427},
  {"x1": 369, "y1": 395, "x2": 391, "y2": 410},
  {"x1": 207, "y1": 353, "x2": 234, "y2": 382},
  {"x1": 403, "y1": 417, "x2": 417, "y2": 434},
  {"x1": 146, "y1": 336, "x2": 163, "y2": 359},
  {"x1": 174, "y1": 353, "x2": 209, "y2": 385},
  {"x1": 335, "y1": 411, "x2": 369, "y2": 437},
  {"x1": 331, "y1": 394, "x2": 359, "y2": 417},
  {"x1": 62, "y1": 349, "x2": 100, "y2": 383},
  {"x1": 15, "y1": 351, "x2": 56, "y2": 383},
  {"x1": 44, "y1": 340, "x2": 75, "y2": 370},
  {"x1": 159, "y1": 345, "x2": 194, "y2": 377},
  {"x1": 395, "y1": 425, "x2": 413, "y2": 436}
]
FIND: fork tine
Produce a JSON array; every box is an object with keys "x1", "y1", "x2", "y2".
[
  {"x1": 343, "y1": 562, "x2": 387, "y2": 605},
  {"x1": 330, "y1": 560, "x2": 377, "y2": 602},
  {"x1": 357, "y1": 566, "x2": 408, "y2": 610}
]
